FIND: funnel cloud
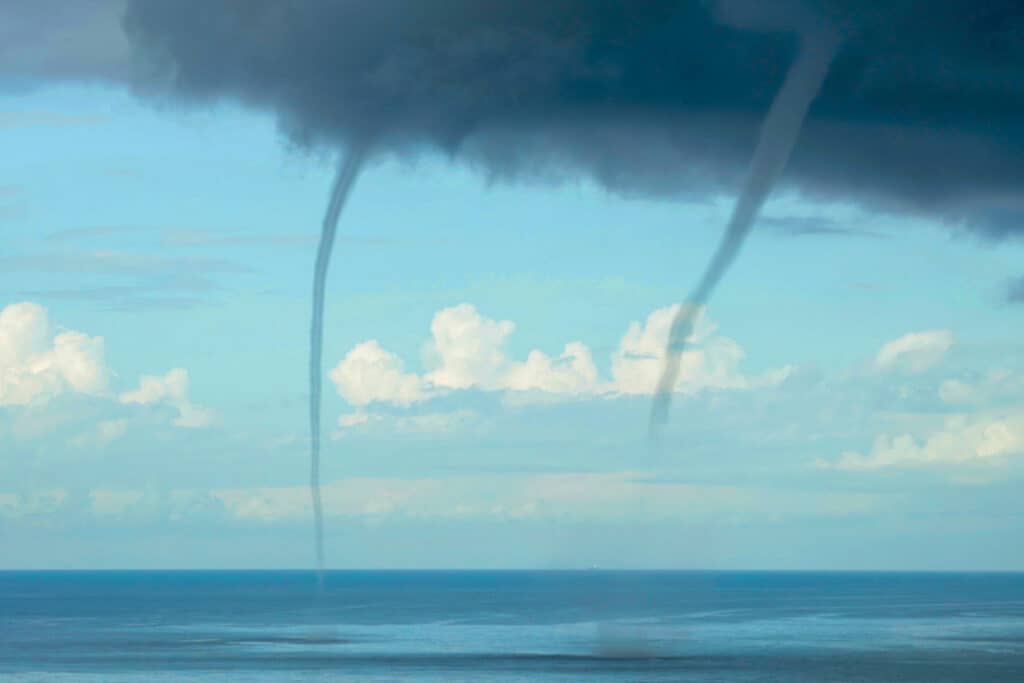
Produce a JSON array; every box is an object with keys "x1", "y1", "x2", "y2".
[
  {"x1": 651, "y1": 29, "x2": 840, "y2": 432},
  {"x1": 309, "y1": 145, "x2": 366, "y2": 585}
]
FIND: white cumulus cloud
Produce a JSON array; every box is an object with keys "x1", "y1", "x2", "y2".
[
  {"x1": 329, "y1": 303, "x2": 786, "y2": 419},
  {"x1": 424, "y1": 303, "x2": 516, "y2": 391},
  {"x1": 0, "y1": 302, "x2": 108, "y2": 406},
  {"x1": 119, "y1": 368, "x2": 214, "y2": 428},
  {"x1": 329, "y1": 340, "x2": 429, "y2": 408},
  {"x1": 826, "y1": 412, "x2": 1024, "y2": 471},
  {"x1": 874, "y1": 330, "x2": 953, "y2": 374},
  {"x1": 503, "y1": 342, "x2": 599, "y2": 395},
  {"x1": 610, "y1": 305, "x2": 787, "y2": 396}
]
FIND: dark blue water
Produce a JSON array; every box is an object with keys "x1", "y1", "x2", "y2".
[{"x1": 2, "y1": 571, "x2": 1024, "y2": 681}]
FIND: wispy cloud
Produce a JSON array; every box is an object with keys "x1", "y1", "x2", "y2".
[
  {"x1": 160, "y1": 230, "x2": 317, "y2": 248},
  {"x1": 0, "y1": 473, "x2": 880, "y2": 528},
  {"x1": 45, "y1": 226, "x2": 153, "y2": 242},
  {"x1": 0, "y1": 184, "x2": 26, "y2": 220},
  {"x1": 44, "y1": 226, "x2": 428, "y2": 250},
  {"x1": 0, "y1": 111, "x2": 107, "y2": 128},
  {"x1": 759, "y1": 214, "x2": 888, "y2": 239},
  {"x1": 874, "y1": 330, "x2": 954, "y2": 375},
  {"x1": 17, "y1": 287, "x2": 211, "y2": 312},
  {"x1": 161, "y1": 228, "x2": 446, "y2": 250},
  {"x1": 5, "y1": 249, "x2": 251, "y2": 310},
  {"x1": 1008, "y1": 276, "x2": 1024, "y2": 304},
  {"x1": 1, "y1": 250, "x2": 250, "y2": 276}
]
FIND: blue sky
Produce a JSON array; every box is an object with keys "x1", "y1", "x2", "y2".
[{"x1": 3, "y1": 82, "x2": 1024, "y2": 570}]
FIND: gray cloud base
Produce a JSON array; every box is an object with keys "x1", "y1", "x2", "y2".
[{"x1": 118, "y1": 0, "x2": 1024, "y2": 237}]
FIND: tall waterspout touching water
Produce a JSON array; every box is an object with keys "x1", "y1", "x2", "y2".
[{"x1": 309, "y1": 144, "x2": 367, "y2": 589}]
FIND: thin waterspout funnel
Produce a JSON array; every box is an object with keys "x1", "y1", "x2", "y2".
[
  {"x1": 650, "y1": 30, "x2": 840, "y2": 435},
  {"x1": 309, "y1": 143, "x2": 367, "y2": 589}
]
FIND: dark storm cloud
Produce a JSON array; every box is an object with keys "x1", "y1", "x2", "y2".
[
  {"x1": 121, "y1": 0, "x2": 1024, "y2": 235},
  {"x1": 0, "y1": 0, "x2": 130, "y2": 87}
]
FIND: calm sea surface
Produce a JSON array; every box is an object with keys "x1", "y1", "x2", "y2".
[{"x1": 2, "y1": 571, "x2": 1023, "y2": 681}]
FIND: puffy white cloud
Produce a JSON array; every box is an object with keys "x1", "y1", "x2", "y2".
[
  {"x1": 610, "y1": 305, "x2": 786, "y2": 396},
  {"x1": 424, "y1": 305, "x2": 601, "y2": 396},
  {"x1": 874, "y1": 330, "x2": 953, "y2": 374},
  {"x1": 328, "y1": 303, "x2": 785, "y2": 415},
  {"x1": 424, "y1": 303, "x2": 515, "y2": 390},
  {"x1": 0, "y1": 302, "x2": 218, "y2": 437},
  {"x1": 329, "y1": 303, "x2": 602, "y2": 407},
  {"x1": 827, "y1": 412, "x2": 1024, "y2": 471},
  {"x1": 503, "y1": 342, "x2": 598, "y2": 395},
  {"x1": 329, "y1": 340, "x2": 429, "y2": 408},
  {"x1": 0, "y1": 302, "x2": 108, "y2": 406},
  {"x1": 119, "y1": 368, "x2": 214, "y2": 428}
]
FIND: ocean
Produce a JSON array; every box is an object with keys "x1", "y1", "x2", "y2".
[{"x1": 2, "y1": 570, "x2": 1023, "y2": 681}]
